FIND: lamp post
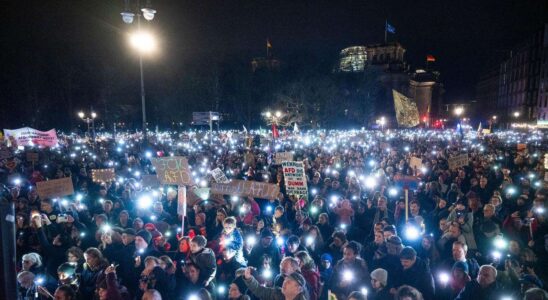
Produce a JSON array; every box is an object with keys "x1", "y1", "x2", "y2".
[
  {"x1": 454, "y1": 106, "x2": 464, "y2": 139},
  {"x1": 78, "y1": 111, "x2": 97, "y2": 140},
  {"x1": 121, "y1": 0, "x2": 157, "y2": 144}
]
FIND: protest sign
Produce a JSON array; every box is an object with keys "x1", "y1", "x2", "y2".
[
  {"x1": 26, "y1": 152, "x2": 39, "y2": 164},
  {"x1": 36, "y1": 177, "x2": 74, "y2": 199},
  {"x1": 91, "y1": 168, "x2": 116, "y2": 183},
  {"x1": 275, "y1": 152, "x2": 294, "y2": 164},
  {"x1": 282, "y1": 161, "x2": 308, "y2": 199},
  {"x1": 141, "y1": 175, "x2": 160, "y2": 188},
  {"x1": 211, "y1": 168, "x2": 229, "y2": 183},
  {"x1": 0, "y1": 149, "x2": 13, "y2": 160},
  {"x1": 448, "y1": 154, "x2": 469, "y2": 170},
  {"x1": 410, "y1": 157, "x2": 423, "y2": 170},
  {"x1": 4, "y1": 127, "x2": 58, "y2": 147},
  {"x1": 211, "y1": 180, "x2": 279, "y2": 200},
  {"x1": 151, "y1": 157, "x2": 193, "y2": 186},
  {"x1": 394, "y1": 175, "x2": 420, "y2": 190}
]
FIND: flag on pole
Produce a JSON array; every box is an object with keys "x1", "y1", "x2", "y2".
[
  {"x1": 426, "y1": 55, "x2": 436, "y2": 62},
  {"x1": 272, "y1": 123, "x2": 279, "y2": 139},
  {"x1": 477, "y1": 122, "x2": 482, "y2": 133},
  {"x1": 386, "y1": 21, "x2": 396, "y2": 34},
  {"x1": 242, "y1": 125, "x2": 248, "y2": 133}
]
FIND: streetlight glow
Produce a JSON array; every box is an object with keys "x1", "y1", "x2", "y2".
[
  {"x1": 454, "y1": 106, "x2": 464, "y2": 116},
  {"x1": 129, "y1": 31, "x2": 157, "y2": 54},
  {"x1": 91, "y1": 112, "x2": 97, "y2": 119},
  {"x1": 513, "y1": 111, "x2": 520, "y2": 118},
  {"x1": 78, "y1": 111, "x2": 85, "y2": 119},
  {"x1": 265, "y1": 111, "x2": 272, "y2": 118},
  {"x1": 275, "y1": 111, "x2": 282, "y2": 118}
]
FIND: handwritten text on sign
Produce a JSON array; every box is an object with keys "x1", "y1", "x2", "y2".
[
  {"x1": 282, "y1": 161, "x2": 308, "y2": 199},
  {"x1": 448, "y1": 154, "x2": 469, "y2": 170},
  {"x1": 211, "y1": 180, "x2": 280, "y2": 200},
  {"x1": 151, "y1": 157, "x2": 193, "y2": 186},
  {"x1": 36, "y1": 177, "x2": 74, "y2": 199}
]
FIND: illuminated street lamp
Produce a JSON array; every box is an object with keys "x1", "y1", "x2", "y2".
[
  {"x1": 78, "y1": 111, "x2": 97, "y2": 140},
  {"x1": 121, "y1": 0, "x2": 158, "y2": 144},
  {"x1": 492, "y1": 115, "x2": 497, "y2": 120},
  {"x1": 377, "y1": 116, "x2": 386, "y2": 131},
  {"x1": 454, "y1": 106, "x2": 464, "y2": 117},
  {"x1": 513, "y1": 111, "x2": 520, "y2": 118}
]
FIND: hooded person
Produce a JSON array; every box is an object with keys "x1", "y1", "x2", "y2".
[{"x1": 370, "y1": 268, "x2": 392, "y2": 300}]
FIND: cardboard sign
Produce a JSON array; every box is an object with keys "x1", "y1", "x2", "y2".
[
  {"x1": 211, "y1": 168, "x2": 229, "y2": 183},
  {"x1": 448, "y1": 154, "x2": 469, "y2": 170},
  {"x1": 211, "y1": 180, "x2": 280, "y2": 200},
  {"x1": 36, "y1": 177, "x2": 74, "y2": 199},
  {"x1": 91, "y1": 168, "x2": 116, "y2": 183},
  {"x1": 282, "y1": 161, "x2": 308, "y2": 199},
  {"x1": 141, "y1": 175, "x2": 160, "y2": 188},
  {"x1": 151, "y1": 157, "x2": 193, "y2": 186},
  {"x1": 26, "y1": 152, "x2": 39, "y2": 163},
  {"x1": 482, "y1": 129, "x2": 491, "y2": 135},
  {"x1": 275, "y1": 152, "x2": 294, "y2": 164},
  {"x1": 410, "y1": 157, "x2": 423, "y2": 170}
]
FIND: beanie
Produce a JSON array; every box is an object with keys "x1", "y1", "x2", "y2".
[
  {"x1": 136, "y1": 230, "x2": 152, "y2": 244},
  {"x1": 370, "y1": 268, "x2": 388, "y2": 287}
]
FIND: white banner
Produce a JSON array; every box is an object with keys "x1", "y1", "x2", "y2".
[
  {"x1": 282, "y1": 161, "x2": 308, "y2": 199},
  {"x1": 4, "y1": 127, "x2": 58, "y2": 148}
]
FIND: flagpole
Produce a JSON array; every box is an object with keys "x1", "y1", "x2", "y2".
[{"x1": 384, "y1": 20, "x2": 387, "y2": 43}]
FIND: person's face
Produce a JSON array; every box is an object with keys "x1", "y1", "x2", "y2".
[
  {"x1": 477, "y1": 268, "x2": 496, "y2": 288},
  {"x1": 438, "y1": 199, "x2": 447, "y2": 208},
  {"x1": 343, "y1": 248, "x2": 356, "y2": 262},
  {"x1": 410, "y1": 203, "x2": 419, "y2": 214},
  {"x1": 321, "y1": 260, "x2": 331, "y2": 269},
  {"x1": 84, "y1": 254, "x2": 97, "y2": 268},
  {"x1": 103, "y1": 202, "x2": 112, "y2": 212},
  {"x1": 319, "y1": 215, "x2": 327, "y2": 224},
  {"x1": 440, "y1": 219, "x2": 448, "y2": 231},
  {"x1": 452, "y1": 244, "x2": 466, "y2": 260},
  {"x1": 261, "y1": 236, "x2": 273, "y2": 247},
  {"x1": 67, "y1": 252, "x2": 79, "y2": 263},
  {"x1": 281, "y1": 278, "x2": 301, "y2": 297},
  {"x1": 378, "y1": 198, "x2": 387, "y2": 209},
  {"x1": 490, "y1": 197, "x2": 501, "y2": 207},
  {"x1": 217, "y1": 212, "x2": 225, "y2": 222},
  {"x1": 400, "y1": 258, "x2": 415, "y2": 270},
  {"x1": 509, "y1": 241, "x2": 520, "y2": 255},
  {"x1": 190, "y1": 242, "x2": 201, "y2": 254},
  {"x1": 228, "y1": 283, "x2": 242, "y2": 298},
  {"x1": 135, "y1": 236, "x2": 148, "y2": 250},
  {"x1": 449, "y1": 225, "x2": 460, "y2": 237},
  {"x1": 54, "y1": 289, "x2": 70, "y2": 300},
  {"x1": 480, "y1": 178, "x2": 487, "y2": 187},
  {"x1": 280, "y1": 260, "x2": 295, "y2": 275},
  {"x1": 187, "y1": 266, "x2": 200, "y2": 283},
  {"x1": 120, "y1": 213, "x2": 129, "y2": 222},
  {"x1": 374, "y1": 231, "x2": 384, "y2": 244},
  {"x1": 383, "y1": 231, "x2": 393, "y2": 240},
  {"x1": 22, "y1": 258, "x2": 33, "y2": 271},
  {"x1": 122, "y1": 233, "x2": 135, "y2": 246},
  {"x1": 41, "y1": 202, "x2": 52, "y2": 212},
  {"x1": 274, "y1": 209, "x2": 283, "y2": 218},
  {"x1": 333, "y1": 237, "x2": 343, "y2": 247},
  {"x1": 224, "y1": 224, "x2": 235, "y2": 234},
  {"x1": 421, "y1": 238, "x2": 431, "y2": 249},
  {"x1": 483, "y1": 206, "x2": 495, "y2": 218},
  {"x1": 287, "y1": 243, "x2": 299, "y2": 254},
  {"x1": 371, "y1": 278, "x2": 382, "y2": 289}
]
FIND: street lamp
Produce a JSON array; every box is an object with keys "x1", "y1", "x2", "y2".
[
  {"x1": 492, "y1": 115, "x2": 497, "y2": 120},
  {"x1": 454, "y1": 106, "x2": 464, "y2": 117},
  {"x1": 377, "y1": 116, "x2": 386, "y2": 131},
  {"x1": 121, "y1": 0, "x2": 158, "y2": 144},
  {"x1": 78, "y1": 111, "x2": 97, "y2": 140},
  {"x1": 513, "y1": 111, "x2": 520, "y2": 118}
]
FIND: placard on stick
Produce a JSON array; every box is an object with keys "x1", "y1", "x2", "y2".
[
  {"x1": 151, "y1": 157, "x2": 193, "y2": 186},
  {"x1": 36, "y1": 177, "x2": 74, "y2": 199}
]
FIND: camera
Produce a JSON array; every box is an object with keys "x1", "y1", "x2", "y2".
[{"x1": 57, "y1": 214, "x2": 69, "y2": 223}]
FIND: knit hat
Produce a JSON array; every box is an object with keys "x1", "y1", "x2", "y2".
[
  {"x1": 287, "y1": 272, "x2": 307, "y2": 288},
  {"x1": 370, "y1": 268, "x2": 388, "y2": 287},
  {"x1": 136, "y1": 230, "x2": 152, "y2": 244},
  {"x1": 320, "y1": 253, "x2": 333, "y2": 263},
  {"x1": 122, "y1": 228, "x2": 136, "y2": 236},
  {"x1": 452, "y1": 261, "x2": 469, "y2": 275},
  {"x1": 399, "y1": 246, "x2": 417, "y2": 260}
]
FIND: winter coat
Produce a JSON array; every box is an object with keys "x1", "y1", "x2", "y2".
[
  {"x1": 244, "y1": 275, "x2": 308, "y2": 300},
  {"x1": 394, "y1": 257, "x2": 435, "y2": 300}
]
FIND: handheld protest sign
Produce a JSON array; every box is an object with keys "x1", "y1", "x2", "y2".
[
  {"x1": 91, "y1": 169, "x2": 116, "y2": 183},
  {"x1": 151, "y1": 157, "x2": 193, "y2": 186},
  {"x1": 36, "y1": 177, "x2": 74, "y2": 199}
]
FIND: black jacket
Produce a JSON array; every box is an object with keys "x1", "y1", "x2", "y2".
[
  {"x1": 455, "y1": 280, "x2": 506, "y2": 300},
  {"x1": 395, "y1": 257, "x2": 435, "y2": 300}
]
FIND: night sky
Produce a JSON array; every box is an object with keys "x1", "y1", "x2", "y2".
[{"x1": 3, "y1": 0, "x2": 547, "y2": 127}]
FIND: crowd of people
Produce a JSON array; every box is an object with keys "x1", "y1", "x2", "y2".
[{"x1": 7, "y1": 128, "x2": 548, "y2": 300}]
